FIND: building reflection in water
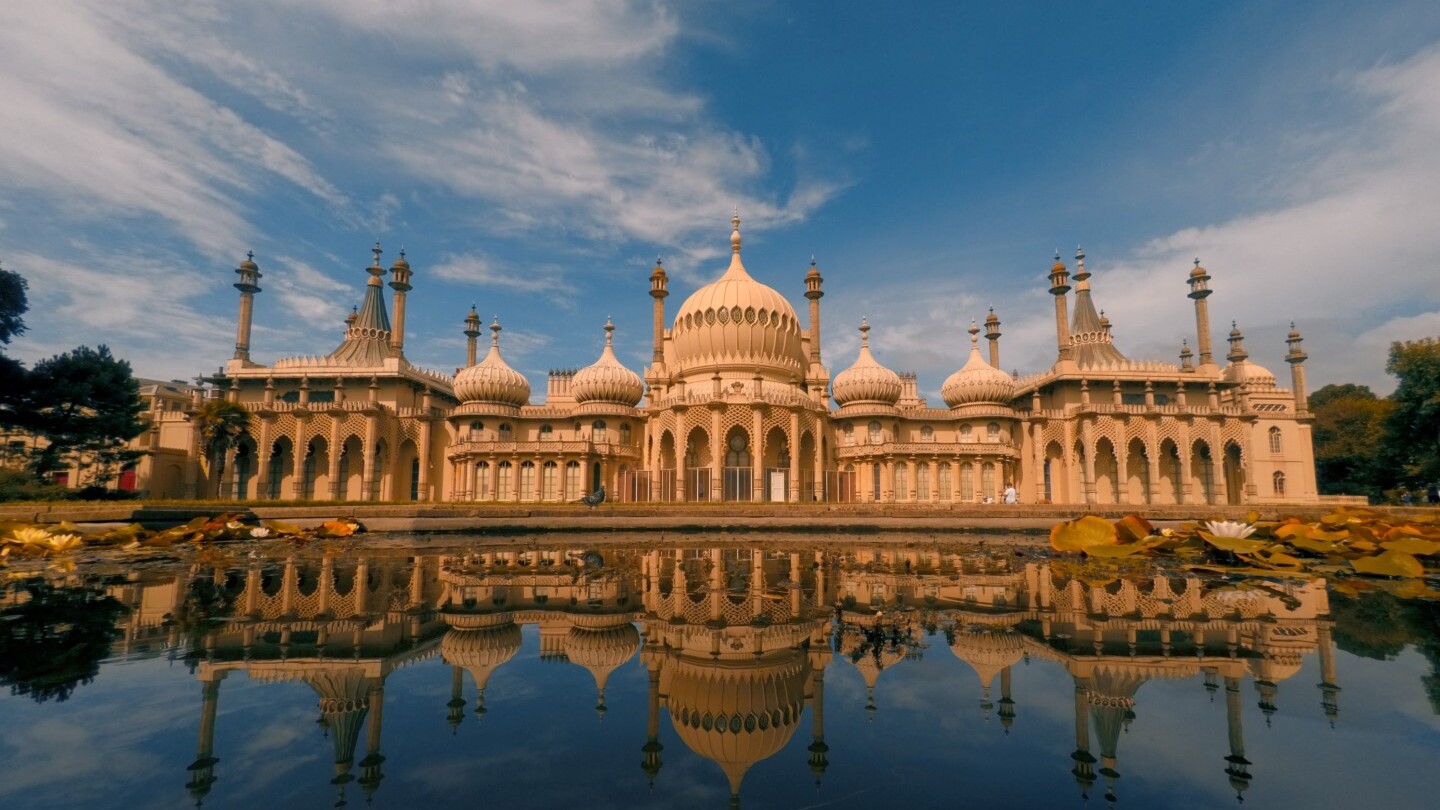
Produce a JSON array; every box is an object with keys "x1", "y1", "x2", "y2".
[{"x1": 80, "y1": 542, "x2": 1345, "y2": 807}]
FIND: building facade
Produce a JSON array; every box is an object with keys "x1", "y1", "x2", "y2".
[{"x1": 193, "y1": 216, "x2": 1317, "y2": 505}]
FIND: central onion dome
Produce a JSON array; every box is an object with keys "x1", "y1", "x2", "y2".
[
  {"x1": 832, "y1": 320, "x2": 902, "y2": 406},
  {"x1": 454, "y1": 318, "x2": 531, "y2": 407},
  {"x1": 670, "y1": 214, "x2": 808, "y2": 381},
  {"x1": 440, "y1": 612, "x2": 523, "y2": 693},
  {"x1": 564, "y1": 614, "x2": 640, "y2": 712},
  {"x1": 667, "y1": 652, "x2": 809, "y2": 800},
  {"x1": 950, "y1": 627, "x2": 1025, "y2": 694},
  {"x1": 942, "y1": 321, "x2": 1016, "y2": 407},
  {"x1": 572, "y1": 318, "x2": 644, "y2": 406}
]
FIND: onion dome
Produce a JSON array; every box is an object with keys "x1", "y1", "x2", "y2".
[
  {"x1": 831, "y1": 319, "x2": 902, "y2": 406},
  {"x1": 942, "y1": 321, "x2": 1016, "y2": 407},
  {"x1": 950, "y1": 628, "x2": 1024, "y2": 694},
  {"x1": 667, "y1": 651, "x2": 810, "y2": 800},
  {"x1": 1190, "y1": 257, "x2": 1208, "y2": 278},
  {"x1": 454, "y1": 318, "x2": 531, "y2": 406},
  {"x1": 670, "y1": 214, "x2": 808, "y2": 380},
  {"x1": 564, "y1": 615, "x2": 640, "y2": 712},
  {"x1": 572, "y1": 319, "x2": 644, "y2": 406},
  {"x1": 440, "y1": 613, "x2": 523, "y2": 693}
]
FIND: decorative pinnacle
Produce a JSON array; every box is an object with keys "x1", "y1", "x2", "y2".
[
  {"x1": 858, "y1": 318, "x2": 870, "y2": 347},
  {"x1": 810, "y1": 254, "x2": 817, "y2": 266},
  {"x1": 490, "y1": 316, "x2": 502, "y2": 346},
  {"x1": 1194, "y1": 257, "x2": 1201, "y2": 267},
  {"x1": 371, "y1": 242, "x2": 382, "y2": 265},
  {"x1": 247, "y1": 250, "x2": 254, "y2": 262},
  {"x1": 604, "y1": 317, "x2": 615, "y2": 347},
  {"x1": 969, "y1": 319, "x2": 980, "y2": 346},
  {"x1": 730, "y1": 209, "x2": 742, "y2": 253}
]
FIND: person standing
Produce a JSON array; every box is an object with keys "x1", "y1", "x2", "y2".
[{"x1": 1003, "y1": 482, "x2": 1018, "y2": 504}]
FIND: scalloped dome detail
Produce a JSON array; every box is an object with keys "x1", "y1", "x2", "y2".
[
  {"x1": 942, "y1": 328, "x2": 1016, "y2": 407},
  {"x1": 670, "y1": 215, "x2": 807, "y2": 381},
  {"x1": 572, "y1": 320, "x2": 644, "y2": 406},
  {"x1": 454, "y1": 319, "x2": 531, "y2": 406},
  {"x1": 832, "y1": 320, "x2": 902, "y2": 406},
  {"x1": 1223, "y1": 359, "x2": 1278, "y2": 388}
]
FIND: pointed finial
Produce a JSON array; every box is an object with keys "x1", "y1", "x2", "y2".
[
  {"x1": 352, "y1": 304, "x2": 358, "y2": 313},
  {"x1": 858, "y1": 318, "x2": 870, "y2": 347},
  {"x1": 1194, "y1": 257, "x2": 1201, "y2": 267},
  {"x1": 604, "y1": 317, "x2": 615, "y2": 347},
  {"x1": 969, "y1": 319, "x2": 980, "y2": 346},
  {"x1": 810, "y1": 254, "x2": 817, "y2": 267},
  {"x1": 730, "y1": 209, "x2": 742, "y2": 253},
  {"x1": 372, "y1": 241, "x2": 382, "y2": 265},
  {"x1": 247, "y1": 250, "x2": 254, "y2": 262},
  {"x1": 656, "y1": 256, "x2": 663, "y2": 266},
  {"x1": 399, "y1": 247, "x2": 406, "y2": 259},
  {"x1": 490, "y1": 316, "x2": 502, "y2": 346}
]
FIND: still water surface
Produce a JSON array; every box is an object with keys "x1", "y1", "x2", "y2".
[{"x1": 1, "y1": 536, "x2": 1438, "y2": 809}]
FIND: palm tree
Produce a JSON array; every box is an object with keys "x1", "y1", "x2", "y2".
[{"x1": 194, "y1": 399, "x2": 252, "y2": 498}]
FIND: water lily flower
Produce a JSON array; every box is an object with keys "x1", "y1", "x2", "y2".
[
  {"x1": 1203, "y1": 520, "x2": 1256, "y2": 539},
  {"x1": 8, "y1": 526, "x2": 53, "y2": 546},
  {"x1": 250, "y1": 527, "x2": 271, "y2": 539},
  {"x1": 226, "y1": 521, "x2": 245, "y2": 530},
  {"x1": 46, "y1": 533, "x2": 84, "y2": 553}
]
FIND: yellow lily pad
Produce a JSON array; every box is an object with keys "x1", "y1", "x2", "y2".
[
  {"x1": 1380, "y1": 537, "x2": 1440, "y2": 557},
  {"x1": 1289, "y1": 537, "x2": 1340, "y2": 555},
  {"x1": 1350, "y1": 550, "x2": 1424, "y2": 578},
  {"x1": 1115, "y1": 514, "x2": 1154, "y2": 545},
  {"x1": 1084, "y1": 543, "x2": 1147, "y2": 558},
  {"x1": 1198, "y1": 532, "x2": 1270, "y2": 554},
  {"x1": 1050, "y1": 515, "x2": 1118, "y2": 553}
]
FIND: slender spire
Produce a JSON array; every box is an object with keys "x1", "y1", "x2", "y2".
[
  {"x1": 604, "y1": 316, "x2": 615, "y2": 347},
  {"x1": 730, "y1": 209, "x2": 742, "y2": 253},
  {"x1": 491, "y1": 316, "x2": 502, "y2": 347},
  {"x1": 1227, "y1": 321, "x2": 1249, "y2": 363},
  {"x1": 859, "y1": 317, "x2": 871, "y2": 348}
]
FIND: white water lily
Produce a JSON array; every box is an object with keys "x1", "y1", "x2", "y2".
[
  {"x1": 249, "y1": 526, "x2": 271, "y2": 538},
  {"x1": 226, "y1": 521, "x2": 245, "y2": 530},
  {"x1": 45, "y1": 533, "x2": 84, "y2": 553},
  {"x1": 1203, "y1": 520, "x2": 1256, "y2": 539},
  {"x1": 8, "y1": 526, "x2": 53, "y2": 546}
]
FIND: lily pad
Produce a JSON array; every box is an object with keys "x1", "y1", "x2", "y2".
[
  {"x1": 1380, "y1": 537, "x2": 1440, "y2": 557},
  {"x1": 1050, "y1": 515, "x2": 1118, "y2": 553},
  {"x1": 1350, "y1": 550, "x2": 1425, "y2": 578},
  {"x1": 1198, "y1": 532, "x2": 1270, "y2": 554}
]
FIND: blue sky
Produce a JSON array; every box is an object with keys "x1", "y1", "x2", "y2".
[{"x1": 2, "y1": 1, "x2": 1439, "y2": 397}]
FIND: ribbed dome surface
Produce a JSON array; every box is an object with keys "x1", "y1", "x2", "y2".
[
  {"x1": 440, "y1": 618, "x2": 522, "y2": 690},
  {"x1": 832, "y1": 320, "x2": 902, "y2": 406},
  {"x1": 454, "y1": 319, "x2": 531, "y2": 406},
  {"x1": 1223, "y1": 359, "x2": 1277, "y2": 387},
  {"x1": 942, "y1": 333, "x2": 1015, "y2": 407},
  {"x1": 572, "y1": 320, "x2": 644, "y2": 406},
  {"x1": 667, "y1": 653, "x2": 809, "y2": 795},
  {"x1": 949, "y1": 629, "x2": 1024, "y2": 690},
  {"x1": 670, "y1": 217, "x2": 807, "y2": 381},
  {"x1": 564, "y1": 622, "x2": 640, "y2": 689}
]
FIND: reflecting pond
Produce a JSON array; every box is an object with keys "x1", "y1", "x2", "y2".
[{"x1": 2, "y1": 538, "x2": 1439, "y2": 809}]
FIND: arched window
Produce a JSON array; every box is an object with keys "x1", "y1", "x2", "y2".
[
  {"x1": 540, "y1": 424, "x2": 554, "y2": 439},
  {"x1": 920, "y1": 425, "x2": 934, "y2": 442},
  {"x1": 565, "y1": 461, "x2": 581, "y2": 500},
  {"x1": 938, "y1": 463, "x2": 952, "y2": 500},
  {"x1": 592, "y1": 420, "x2": 607, "y2": 431},
  {"x1": 497, "y1": 461, "x2": 513, "y2": 500},
  {"x1": 961, "y1": 424, "x2": 973, "y2": 442},
  {"x1": 987, "y1": 422, "x2": 1001, "y2": 443},
  {"x1": 498, "y1": 423, "x2": 512, "y2": 440},
  {"x1": 475, "y1": 461, "x2": 490, "y2": 500},
  {"x1": 916, "y1": 463, "x2": 931, "y2": 500},
  {"x1": 894, "y1": 463, "x2": 909, "y2": 501},
  {"x1": 842, "y1": 422, "x2": 854, "y2": 446},
  {"x1": 961, "y1": 463, "x2": 974, "y2": 501},
  {"x1": 542, "y1": 461, "x2": 558, "y2": 500},
  {"x1": 621, "y1": 423, "x2": 632, "y2": 445},
  {"x1": 1268, "y1": 427, "x2": 1282, "y2": 454},
  {"x1": 520, "y1": 461, "x2": 536, "y2": 500},
  {"x1": 1273, "y1": 471, "x2": 1286, "y2": 497},
  {"x1": 469, "y1": 420, "x2": 483, "y2": 440},
  {"x1": 868, "y1": 421, "x2": 883, "y2": 444},
  {"x1": 982, "y1": 462, "x2": 996, "y2": 500}
]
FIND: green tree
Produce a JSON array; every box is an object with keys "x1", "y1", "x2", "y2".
[
  {"x1": 1310, "y1": 383, "x2": 1391, "y2": 497},
  {"x1": 1382, "y1": 338, "x2": 1440, "y2": 485},
  {"x1": 0, "y1": 578, "x2": 128, "y2": 703},
  {"x1": 19, "y1": 345, "x2": 146, "y2": 484},
  {"x1": 194, "y1": 398, "x2": 252, "y2": 496},
  {"x1": 0, "y1": 261, "x2": 27, "y2": 346}
]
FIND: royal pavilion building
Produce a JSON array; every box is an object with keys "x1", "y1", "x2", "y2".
[{"x1": 179, "y1": 214, "x2": 1317, "y2": 506}]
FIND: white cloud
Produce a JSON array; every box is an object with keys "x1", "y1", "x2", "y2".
[{"x1": 431, "y1": 252, "x2": 566, "y2": 295}]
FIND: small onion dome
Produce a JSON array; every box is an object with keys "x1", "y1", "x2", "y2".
[
  {"x1": 1224, "y1": 359, "x2": 1278, "y2": 387},
  {"x1": 1052, "y1": 253, "x2": 1066, "y2": 273},
  {"x1": 391, "y1": 248, "x2": 410, "y2": 270},
  {"x1": 572, "y1": 318, "x2": 643, "y2": 406},
  {"x1": 564, "y1": 619, "x2": 640, "y2": 692},
  {"x1": 950, "y1": 628, "x2": 1024, "y2": 693},
  {"x1": 942, "y1": 322, "x2": 1016, "y2": 407},
  {"x1": 454, "y1": 317, "x2": 531, "y2": 406},
  {"x1": 832, "y1": 319, "x2": 902, "y2": 406},
  {"x1": 239, "y1": 250, "x2": 259, "y2": 272},
  {"x1": 1191, "y1": 257, "x2": 1208, "y2": 278},
  {"x1": 440, "y1": 614, "x2": 523, "y2": 691}
]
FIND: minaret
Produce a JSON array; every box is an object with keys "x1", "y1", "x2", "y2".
[
  {"x1": 1317, "y1": 620, "x2": 1341, "y2": 727},
  {"x1": 805, "y1": 255, "x2": 824, "y2": 366},
  {"x1": 446, "y1": 665, "x2": 467, "y2": 734},
  {"x1": 1048, "y1": 252, "x2": 1073, "y2": 364},
  {"x1": 388, "y1": 248, "x2": 412, "y2": 354},
  {"x1": 984, "y1": 308, "x2": 1002, "y2": 368},
  {"x1": 807, "y1": 665, "x2": 830, "y2": 786},
  {"x1": 1223, "y1": 676, "x2": 1253, "y2": 801},
  {"x1": 1188, "y1": 258, "x2": 1216, "y2": 367},
  {"x1": 649, "y1": 257, "x2": 668, "y2": 368},
  {"x1": 1286, "y1": 322, "x2": 1309, "y2": 414},
  {"x1": 358, "y1": 679, "x2": 386, "y2": 801},
  {"x1": 1180, "y1": 340, "x2": 1194, "y2": 372},
  {"x1": 640, "y1": 661, "x2": 664, "y2": 787},
  {"x1": 998, "y1": 665, "x2": 1016, "y2": 734},
  {"x1": 232, "y1": 251, "x2": 262, "y2": 362},
  {"x1": 186, "y1": 674, "x2": 225, "y2": 806},
  {"x1": 1070, "y1": 675, "x2": 1098, "y2": 800},
  {"x1": 463, "y1": 306, "x2": 482, "y2": 367},
  {"x1": 1226, "y1": 321, "x2": 1249, "y2": 364}
]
